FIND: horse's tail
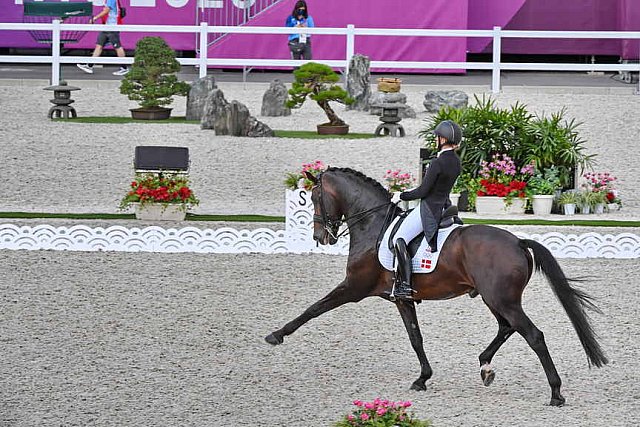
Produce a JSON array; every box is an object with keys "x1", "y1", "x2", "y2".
[{"x1": 519, "y1": 238, "x2": 608, "y2": 368}]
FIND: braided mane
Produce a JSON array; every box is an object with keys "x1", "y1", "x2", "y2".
[{"x1": 326, "y1": 167, "x2": 391, "y2": 201}]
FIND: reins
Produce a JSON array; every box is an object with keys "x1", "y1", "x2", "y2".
[{"x1": 313, "y1": 172, "x2": 394, "y2": 240}]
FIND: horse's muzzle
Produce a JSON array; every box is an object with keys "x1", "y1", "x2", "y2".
[{"x1": 314, "y1": 229, "x2": 338, "y2": 245}]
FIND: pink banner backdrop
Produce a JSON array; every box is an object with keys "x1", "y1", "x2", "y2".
[{"x1": 1, "y1": 0, "x2": 638, "y2": 64}]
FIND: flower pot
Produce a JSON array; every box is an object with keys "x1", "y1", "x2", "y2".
[
  {"x1": 134, "y1": 203, "x2": 186, "y2": 221},
  {"x1": 377, "y1": 77, "x2": 401, "y2": 93},
  {"x1": 594, "y1": 203, "x2": 605, "y2": 214},
  {"x1": 607, "y1": 203, "x2": 619, "y2": 212},
  {"x1": 579, "y1": 204, "x2": 591, "y2": 214},
  {"x1": 317, "y1": 124, "x2": 349, "y2": 135},
  {"x1": 130, "y1": 107, "x2": 172, "y2": 120},
  {"x1": 449, "y1": 193, "x2": 460, "y2": 207},
  {"x1": 475, "y1": 196, "x2": 526, "y2": 215},
  {"x1": 531, "y1": 195, "x2": 554, "y2": 216},
  {"x1": 562, "y1": 203, "x2": 576, "y2": 215}
]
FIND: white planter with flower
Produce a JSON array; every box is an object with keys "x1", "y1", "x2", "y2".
[
  {"x1": 119, "y1": 172, "x2": 199, "y2": 221},
  {"x1": 476, "y1": 196, "x2": 526, "y2": 215},
  {"x1": 474, "y1": 154, "x2": 533, "y2": 216},
  {"x1": 531, "y1": 195, "x2": 555, "y2": 216},
  {"x1": 134, "y1": 203, "x2": 187, "y2": 221}
]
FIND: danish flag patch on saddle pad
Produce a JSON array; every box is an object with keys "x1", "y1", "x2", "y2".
[{"x1": 377, "y1": 219, "x2": 462, "y2": 274}]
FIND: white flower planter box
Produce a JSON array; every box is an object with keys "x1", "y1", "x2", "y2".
[
  {"x1": 475, "y1": 196, "x2": 526, "y2": 215},
  {"x1": 134, "y1": 203, "x2": 187, "y2": 221}
]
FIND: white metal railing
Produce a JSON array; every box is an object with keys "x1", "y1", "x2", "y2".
[{"x1": 1, "y1": 22, "x2": 639, "y2": 93}]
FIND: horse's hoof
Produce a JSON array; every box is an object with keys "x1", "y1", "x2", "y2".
[
  {"x1": 480, "y1": 365, "x2": 495, "y2": 387},
  {"x1": 550, "y1": 395, "x2": 565, "y2": 407},
  {"x1": 410, "y1": 381, "x2": 427, "y2": 391},
  {"x1": 264, "y1": 333, "x2": 283, "y2": 345}
]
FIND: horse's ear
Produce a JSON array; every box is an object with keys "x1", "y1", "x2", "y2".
[{"x1": 303, "y1": 171, "x2": 318, "y2": 184}]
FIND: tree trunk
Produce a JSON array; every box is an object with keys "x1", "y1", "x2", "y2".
[{"x1": 317, "y1": 100, "x2": 345, "y2": 126}]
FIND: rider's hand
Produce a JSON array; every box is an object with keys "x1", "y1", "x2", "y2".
[{"x1": 399, "y1": 192, "x2": 410, "y2": 201}]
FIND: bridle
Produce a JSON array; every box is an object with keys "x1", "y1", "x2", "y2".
[{"x1": 312, "y1": 173, "x2": 392, "y2": 240}]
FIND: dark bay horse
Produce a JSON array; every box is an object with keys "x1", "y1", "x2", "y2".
[{"x1": 265, "y1": 167, "x2": 607, "y2": 406}]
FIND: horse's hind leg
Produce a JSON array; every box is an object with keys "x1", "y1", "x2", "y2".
[
  {"x1": 500, "y1": 305, "x2": 565, "y2": 406},
  {"x1": 478, "y1": 304, "x2": 515, "y2": 387},
  {"x1": 395, "y1": 299, "x2": 432, "y2": 391}
]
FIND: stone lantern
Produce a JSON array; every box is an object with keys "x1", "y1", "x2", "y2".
[{"x1": 43, "y1": 81, "x2": 80, "y2": 119}]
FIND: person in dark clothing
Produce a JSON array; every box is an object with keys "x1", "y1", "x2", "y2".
[
  {"x1": 391, "y1": 120, "x2": 462, "y2": 299},
  {"x1": 285, "y1": 0, "x2": 314, "y2": 60}
]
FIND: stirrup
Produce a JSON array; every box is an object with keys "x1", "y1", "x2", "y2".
[{"x1": 392, "y1": 279, "x2": 414, "y2": 300}]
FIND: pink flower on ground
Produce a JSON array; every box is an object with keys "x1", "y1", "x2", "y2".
[{"x1": 360, "y1": 413, "x2": 370, "y2": 421}]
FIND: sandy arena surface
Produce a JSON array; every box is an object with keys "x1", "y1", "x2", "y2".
[
  {"x1": 0, "y1": 77, "x2": 639, "y2": 426},
  {"x1": 0, "y1": 251, "x2": 638, "y2": 426},
  {"x1": 0, "y1": 79, "x2": 638, "y2": 218}
]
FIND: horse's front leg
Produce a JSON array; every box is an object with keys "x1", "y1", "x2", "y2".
[
  {"x1": 265, "y1": 279, "x2": 362, "y2": 345},
  {"x1": 395, "y1": 299, "x2": 433, "y2": 391}
]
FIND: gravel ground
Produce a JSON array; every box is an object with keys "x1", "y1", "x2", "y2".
[
  {"x1": 0, "y1": 251, "x2": 638, "y2": 426},
  {"x1": 0, "y1": 78, "x2": 638, "y2": 426},
  {"x1": 0, "y1": 80, "x2": 638, "y2": 218}
]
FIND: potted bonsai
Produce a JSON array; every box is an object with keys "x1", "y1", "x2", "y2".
[
  {"x1": 286, "y1": 62, "x2": 354, "y2": 135},
  {"x1": 120, "y1": 36, "x2": 191, "y2": 120}
]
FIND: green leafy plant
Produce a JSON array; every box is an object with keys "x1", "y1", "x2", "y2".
[
  {"x1": 284, "y1": 160, "x2": 326, "y2": 190},
  {"x1": 120, "y1": 36, "x2": 191, "y2": 109},
  {"x1": 558, "y1": 190, "x2": 579, "y2": 206},
  {"x1": 119, "y1": 173, "x2": 199, "y2": 211},
  {"x1": 286, "y1": 62, "x2": 354, "y2": 126},
  {"x1": 335, "y1": 399, "x2": 431, "y2": 427},
  {"x1": 420, "y1": 96, "x2": 595, "y2": 189},
  {"x1": 527, "y1": 167, "x2": 562, "y2": 196},
  {"x1": 514, "y1": 109, "x2": 596, "y2": 188}
]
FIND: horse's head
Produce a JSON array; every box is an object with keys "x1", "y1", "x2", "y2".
[{"x1": 305, "y1": 170, "x2": 343, "y2": 245}]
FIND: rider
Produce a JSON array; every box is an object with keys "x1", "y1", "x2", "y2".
[{"x1": 392, "y1": 120, "x2": 462, "y2": 299}]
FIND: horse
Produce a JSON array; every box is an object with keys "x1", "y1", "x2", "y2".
[{"x1": 264, "y1": 167, "x2": 607, "y2": 406}]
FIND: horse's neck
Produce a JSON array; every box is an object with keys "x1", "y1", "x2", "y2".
[{"x1": 341, "y1": 191, "x2": 389, "y2": 250}]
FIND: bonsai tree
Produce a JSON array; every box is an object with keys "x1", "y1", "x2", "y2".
[
  {"x1": 120, "y1": 36, "x2": 190, "y2": 114},
  {"x1": 286, "y1": 62, "x2": 353, "y2": 128}
]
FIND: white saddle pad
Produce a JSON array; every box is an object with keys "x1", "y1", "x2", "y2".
[{"x1": 378, "y1": 218, "x2": 462, "y2": 273}]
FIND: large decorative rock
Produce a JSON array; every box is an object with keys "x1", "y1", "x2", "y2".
[
  {"x1": 423, "y1": 90, "x2": 468, "y2": 113},
  {"x1": 261, "y1": 79, "x2": 291, "y2": 117},
  {"x1": 201, "y1": 89, "x2": 228, "y2": 130},
  {"x1": 368, "y1": 91, "x2": 416, "y2": 118},
  {"x1": 201, "y1": 89, "x2": 274, "y2": 137},
  {"x1": 346, "y1": 54, "x2": 371, "y2": 111},
  {"x1": 186, "y1": 75, "x2": 217, "y2": 121}
]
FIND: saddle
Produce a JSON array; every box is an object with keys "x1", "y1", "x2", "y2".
[{"x1": 387, "y1": 205, "x2": 463, "y2": 257}]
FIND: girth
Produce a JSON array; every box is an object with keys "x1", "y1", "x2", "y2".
[{"x1": 387, "y1": 205, "x2": 463, "y2": 256}]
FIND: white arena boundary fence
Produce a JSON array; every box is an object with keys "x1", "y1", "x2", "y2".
[
  {"x1": 1, "y1": 191, "x2": 639, "y2": 259},
  {"x1": 0, "y1": 21, "x2": 640, "y2": 93}
]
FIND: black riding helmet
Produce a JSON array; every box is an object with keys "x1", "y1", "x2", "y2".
[{"x1": 433, "y1": 120, "x2": 462, "y2": 146}]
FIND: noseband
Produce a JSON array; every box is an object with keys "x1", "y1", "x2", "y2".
[{"x1": 312, "y1": 173, "x2": 392, "y2": 240}]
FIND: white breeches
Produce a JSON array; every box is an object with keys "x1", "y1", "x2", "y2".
[{"x1": 392, "y1": 205, "x2": 423, "y2": 246}]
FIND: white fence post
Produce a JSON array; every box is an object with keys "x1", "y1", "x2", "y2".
[
  {"x1": 491, "y1": 26, "x2": 501, "y2": 94},
  {"x1": 199, "y1": 22, "x2": 208, "y2": 78},
  {"x1": 345, "y1": 24, "x2": 355, "y2": 75},
  {"x1": 52, "y1": 19, "x2": 61, "y2": 85}
]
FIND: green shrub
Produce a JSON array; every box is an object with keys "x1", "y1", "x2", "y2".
[
  {"x1": 420, "y1": 95, "x2": 595, "y2": 188},
  {"x1": 120, "y1": 36, "x2": 191, "y2": 109}
]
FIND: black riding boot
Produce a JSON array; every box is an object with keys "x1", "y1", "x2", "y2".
[
  {"x1": 393, "y1": 238, "x2": 414, "y2": 299},
  {"x1": 429, "y1": 234, "x2": 438, "y2": 253}
]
